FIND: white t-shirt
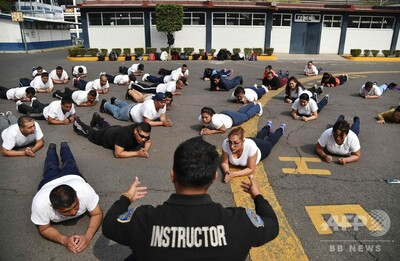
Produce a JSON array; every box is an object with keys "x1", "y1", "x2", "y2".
[
  {"x1": 318, "y1": 128, "x2": 361, "y2": 155},
  {"x1": 127, "y1": 64, "x2": 142, "y2": 75},
  {"x1": 359, "y1": 84, "x2": 382, "y2": 97},
  {"x1": 6, "y1": 87, "x2": 29, "y2": 100},
  {"x1": 113, "y1": 75, "x2": 130, "y2": 85},
  {"x1": 289, "y1": 87, "x2": 306, "y2": 99},
  {"x1": 31, "y1": 175, "x2": 99, "y2": 225},
  {"x1": 32, "y1": 69, "x2": 47, "y2": 78},
  {"x1": 156, "y1": 81, "x2": 176, "y2": 93},
  {"x1": 1, "y1": 122, "x2": 43, "y2": 150},
  {"x1": 222, "y1": 138, "x2": 261, "y2": 166},
  {"x1": 30, "y1": 76, "x2": 54, "y2": 91},
  {"x1": 198, "y1": 113, "x2": 233, "y2": 130},
  {"x1": 43, "y1": 100, "x2": 75, "y2": 121},
  {"x1": 130, "y1": 99, "x2": 166, "y2": 123},
  {"x1": 162, "y1": 75, "x2": 174, "y2": 83},
  {"x1": 174, "y1": 67, "x2": 189, "y2": 77},
  {"x1": 230, "y1": 88, "x2": 258, "y2": 102},
  {"x1": 85, "y1": 79, "x2": 109, "y2": 92},
  {"x1": 72, "y1": 66, "x2": 87, "y2": 76},
  {"x1": 292, "y1": 97, "x2": 318, "y2": 116},
  {"x1": 72, "y1": 90, "x2": 99, "y2": 105},
  {"x1": 49, "y1": 70, "x2": 69, "y2": 81},
  {"x1": 304, "y1": 65, "x2": 318, "y2": 75}
]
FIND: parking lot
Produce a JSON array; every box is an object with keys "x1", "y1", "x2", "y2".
[{"x1": 0, "y1": 50, "x2": 399, "y2": 260}]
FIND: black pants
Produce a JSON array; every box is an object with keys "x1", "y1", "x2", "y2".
[
  {"x1": 54, "y1": 87, "x2": 75, "y2": 99},
  {"x1": 0, "y1": 86, "x2": 9, "y2": 99},
  {"x1": 18, "y1": 100, "x2": 48, "y2": 120}
]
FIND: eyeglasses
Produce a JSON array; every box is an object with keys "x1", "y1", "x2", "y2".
[
  {"x1": 137, "y1": 131, "x2": 150, "y2": 141},
  {"x1": 227, "y1": 140, "x2": 242, "y2": 147}
]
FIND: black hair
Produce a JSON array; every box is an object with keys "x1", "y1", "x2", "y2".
[
  {"x1": 299, "y1": 93, "x2": 310, "y2": 101},
  {"x1": 365, "y1": 81, "x2": 373, "y2": 89},
  {"x1": 129, "y1": 74, "x2": 137, "y2": 82},
  {"x1": 137, "y1": 122, "x2": 151, "y2": 133},
  {"x1": 180, "y1": 76, "x2": 187, "y2": 85},
  {"x1": 165, "y1": 91, "x2": 173, "y2": 99},
  {"x1": 138, "y1": 64, "x2": 144, "y2": 71},
  {"x1": 201, "y1": 107, "x2": 216, "y2": 116},
  {"x1": 41, "y1": 72, "x2": 49, "y2": 78},
  {"x1": 88, "y1": 90, "x2": 97, "y2": 97},
  {"x1": 234, "y1": 86, "x2": 245, "y2": 96},
  {"x1": 308, "y1": 61, "x2": 313, "y2": 64},
  {"x1": 78, "y1": 67, "x2": 84, "y2": 73},
  {"x1": 25, "y1": 87, "x2": 36, "y2": 96},
  {"x1": 182, "y1": 64, "x2": 187, "y2": 68},
  {"x1": 266, "y1": 65, "x2": 272, "y2": 70},
  {"x1": 285, "y1": 76, "x2": 304, "y2": 96},
  {"x1": 61, "y1": 96, "x2": 73, "y2": 105},
  {"x1": 36, "y1": 66, "x2": 43, "y2": 70},
  {"x1": 395, "y1": 106, "x2": 400, "y2": 112},
  {"x1": 17, "y1": 116, "x2": 33, "y2": 127},
  {"x1": 56, "y1": 66, "x2": 63, "y2": 71},
  {"x1": 49, "y1": 185, "x2": 77, "y2": 209},
  {"x1": 212, "y1": 74, "x2": 221, "y2": 80},
  {"x1": 173, "y1": 137, "x2": 220, "y2": 188},
  {"x1": 333, "y1": 120, "x2": 350, "y2": 135}
]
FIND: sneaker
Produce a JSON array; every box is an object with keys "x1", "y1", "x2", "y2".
[
  {"x1": 353, "y1": 116, "x2": 360, "y2": 123},
  {"x1": 119, "y1": 66, "x2": 123, "y2": 74},
  {"x1": 100, "y1": 99, "x2": 107, "y2": 113},
  {"x1": 318, "y1": 85, "x2": 324, "y2": 95},
  {"x1": 337, "y1": 115, "x2": 345, "y2": 122},
  {"x1": 73, "y1": 117, "x2": 89, "y2": 136},
  {"x1": 142, "y1": 73, "x2": 149, "y2": 82},
  {"x1": 261, "y1": 85, "x2": 269, "y2": 93},
  {"x1": 90, "y1": 112, "x2": 100, "y2": 127},
  {"x1": 72, "y1": 77, "x2": 78, "y2": 88},
  {"x1": 266, "y1": 120, "x2": 273, "y2": 130},
  {"x1": 317, "y1": 66, "x2": 323, "y2": 73},
  {"x1": 313, "y1": 92, "x2": 318, "y2": 103},
  {"x1": 16, "y1": 100, "x2": 22, "y2": 110},
  {"x1": 110, "y1": 96, "x2": 117, "y2": 105},
  {"x1": 344, "y1": 74, "x2": 349, "y2": 82},
  {"x1": 125, "y1": 89, "x2": 131, "y2": 100},
  {"x1": 278, "y1": 70, "x2": 282, "y2": 75},
  {"x1": 48, "y1": 143, "x2": 56, "y2": 150},
  {"x1": 279, "y1": 123, "x2": 286, "y2": 133},
  {"x1": 5, "y1": 111, "x2": 12, "y2": 116},
  {"x1": 60, "y1": 141, "x2": 69, "y2": 148},
  {"x1": 239, "y1": 77, "x2": 244, "y2": 85},
  {"x1": 324, "y1": 94, "x2": 329, "y2": 103},
  {"x1": 253, "y1": 84, "x2": 258, "y2": 88},
  {"x1": 158, "y1": 68, "x2": 164, "y2": 75},
  {"x1": 286, "y1": 71, "x2": 290, "y2": 77},
  {"x1": 257, "y1": 102, "x2": 263, "y2": 116},
  {"x1": 388, "y1": 82, "x2": 397, "y2": 89},
  {"x1": 30, "y1": 97, "x2": 37, "y2": 107}
]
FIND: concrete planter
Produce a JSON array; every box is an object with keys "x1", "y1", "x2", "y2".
[
  {"x1": 67, "y1": 55, "x2": 277, "y2": 61},
  {"x1": 342, "y1": 56, "x2": 400, "y2": 62}
]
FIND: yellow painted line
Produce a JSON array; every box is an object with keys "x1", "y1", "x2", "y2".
[
  {"x1": 305, "y1": 205, "x2": 383, "y2": 235},
  {"x1": 342, "y1": 56, "x2": 400, "y2": 62},
  {"x1": 279, "y1": 157, "x2": 331, "y2": 175}
]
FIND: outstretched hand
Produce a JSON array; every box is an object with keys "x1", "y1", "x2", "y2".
[
  {"x1": 124, "y1": 177, "x2": 148, "y2": 203},
  {"x1": 240, "y1": 175, "x2": 261, "y2": 199}
]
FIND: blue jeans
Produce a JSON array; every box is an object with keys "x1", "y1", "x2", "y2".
[
  {"x1": 336, "y1": 115, "x2": 360, "y2": 136},
  {"x1": 37, "y1": 143, "x2": 84, "y2": 190},
  {"x1": 147, "y1": 75, "x2": 165, "y2": 84},
  {"x1": 247, "y1": 87, "x2": 266, "y2": 99},
  {"x1": 317, "y1": 96, "x2": 329, "y2": 113},
  {"x1": 76, "y1": 79, "x2": 87, "y2": 90},
  {"x1": 378, "y1": 84, "x2": 388, "y2": 94},
  {"x1": 104, "y1": 99, "x2": 135, "y2": 121},
  {"x1": 251, "y1": 127, "x2": 283, "y2": 160},
  {"x1": 106, "y1": 74, "x2": 116, "y2": 83},
  {"x1": 220, "y1": 76, "x2": 243, "y2": 91},
  {"x1": 221, "y1": 102, "x2": 260, "y2": 126}
]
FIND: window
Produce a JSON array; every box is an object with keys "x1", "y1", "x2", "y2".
[
  {"x1": 115, "y1": 13, "x2": 130, "y2": 25},
  {"x1": 273, "y1": 14, "x2": 291, "y2": 27},
  {"x1": 213, "y1": 12, "x2": 265, "y2": 26},
  {"x1": 150, "y1": 12, "x2": 156, "y2": 25},
  {"x1": 102, "y1": 13, "x2": 115, "y2": 26},
  {"x1": 183, "y1": 12, "x2": 205, "y2": 25},
  {"x1": 348, "y1": 15, "x2": 395, "y2": 29},
  {"x1": 323, "y1": 15, "x2": 342, "y2": 28},
  {"x1": 88, "y1": 13, "x2": 102, "y2": 25},
  {"x1": 130, "y1": 13, "x2": 143, "y2": 25}
]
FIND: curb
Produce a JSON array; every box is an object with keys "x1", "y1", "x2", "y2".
[
  {"x1": 67, "y1": 55, "x2": 277, "y2": 62},
  {"x1": 342, "y1": 56, "x2": 400, "y2": 62}
]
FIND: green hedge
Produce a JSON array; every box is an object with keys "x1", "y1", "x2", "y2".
[
  {"x1": 350, "y1": 49, "x2": 362, "y2": 57},
  {"x1": 134, "y1": 48, "x2": 144, "y2": 56},
  {"x1": 264, "y1": 48, "x2": 274, "y2": 56}
]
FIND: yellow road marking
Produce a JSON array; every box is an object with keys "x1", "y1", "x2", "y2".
[
  {"x1": 305, "y1": 205, "x2": 383, "y2": 235},
  {"x1": 229, "y1": 71, "x2": 398, "y2": 260},
  {"x1": 279, "y1": 157, "x2": 331, "y2": 175}
]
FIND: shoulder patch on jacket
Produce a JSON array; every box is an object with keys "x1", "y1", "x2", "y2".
[
  {"x1": 117, "y1": 208, "x2": 135, "y2": 223},
  {"x1": 246, "y1": 208, "x2": 264, "y2": 227}
]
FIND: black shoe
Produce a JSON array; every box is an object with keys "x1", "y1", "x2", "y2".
[
  {"x1": 119, "y1": 66, "x2": 123, "y2": 73},
  {"x1": 100, "y1": 99, "x2": 107, "y2": 113},
  {"x1": 388, "y1": 82, "x2": 397, "y2": 89},
  {"x1": 239, "y1": 77, "x2": 243, "y2": 85},
  {"x1": 48, "y1": 143, "x2": 56, "y2": 150},
  {"x1": 125, "y1": 90, "x2": 131, "y2": 100},
  {"x1": 354, "y1": 116, "x2": 360, "y2": 123},
  {"x1": 73, "y1": 117, "x2": 89, "y2": 136},
  {"x1": 111, "y1": 96, "x2": 117, "y2": 105},
  {"x1": 90, "y1": 112, "x2": 100, "y2": 127},
  {"x1": 52, "y1": 90, "x2": 62, "y2": 99},
  {"x1": 286, "y1": 71, "x2": 289, "y2": 77},
  {"x1": 60, "y1": 141, "x2": 69, "y2": 148}
]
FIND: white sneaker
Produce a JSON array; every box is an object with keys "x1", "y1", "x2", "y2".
[
  {"x1": 16, "y1": 100, "x2": 22, "y2": 110},
  {"x1": 30, "y1": 97, "x2": 37, "y2": 107},
  {"x1": 142, "y1": 73, "x2": 149, "y2": 82},
  {"x1": 257, "y1": 102, "x2": 263, "y2": 116},
  {"x1": 253, "y1": 84, "x2": 258, "y2": 88},
  {"x1": 261, "y1": 85, "x2": 269, "y2": 93}
]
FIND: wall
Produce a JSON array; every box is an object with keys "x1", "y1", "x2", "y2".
[
  {"x1": 270, "y1": 26, "x2": 291, "y2": 53},
  {"x1": 150, "y1": 26, "x2": 206, "y2": 52},
  {"x1": 344, "y1": 29, "x2": 393, "y2": 54},
  {"x1": 319, "y1": 28, "x2": 341, "y2": 54},
  {"x1": 212, "y1": 26, "x2": 265, "y2": 52},
  {"x1": 88, "y1": 26, "x2": 146, "y2": 50}
]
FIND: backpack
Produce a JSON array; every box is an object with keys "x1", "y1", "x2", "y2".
[
  {"x1": 109, "y1": 51, "x2": 118, "y2": 61},
  {"x1": 154, "y1": 52, "x2": 161, "y2": 61},
  {"x1": 160, "y1": 51, "x2": 168, "y2": 61},
  {"x1": 231, "y1": 53, "x2": 239, "y2": 61},
  {"x1": 97, "y1": 55, "x2": 105, "y2": 61},
  {"x1": 249, "y1": 51, "x2": 257, "y2": 61},
  {"x1": 149, "y1": 53, "x2": 156, "y2": 61},
  {"x1": 171, "y1": 51, "x2": 180, "y2": 60},
  {"x1": 192, "y1": 53, "x2": 200, "y2": 60},
  {"x1": 217, "y1": 50, "x2": 228, "y2": 61},
  {"x1": 180, "y1": 52, "x2": 189, "y2": 60},
  {"x1": 201, "y1": 52, "x2": 208, "y2": 60},
  {"x1": 124, "y1": 54, "x2": 132, "y2": 61}
]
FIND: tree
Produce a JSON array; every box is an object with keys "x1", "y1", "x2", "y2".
[
  {"x1": 360, "y1": 0, "x2": 400, "y2": 5},
  {"x1": 0, "y1": 0, "x2": 16, "y2": 12},
  {"x1": 155, "y1": 4, "x2": 183, "y2": 50}
]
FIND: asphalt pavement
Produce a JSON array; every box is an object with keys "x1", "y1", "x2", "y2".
[{"x1": 0, "y1": 50, "x2": 399, "y2": 260}]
